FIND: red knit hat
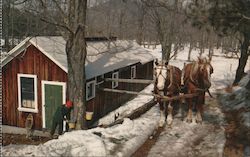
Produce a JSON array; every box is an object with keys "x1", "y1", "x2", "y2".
[{"x1": 66, "y1": 100, "x2": 73, "y2": 108}]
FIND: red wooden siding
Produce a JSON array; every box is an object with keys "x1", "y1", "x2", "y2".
[
  {"x1": 86, "y1": 61, "x2": 154, "y2": 124},
  {"x1": 2, "y1": 45, "x2": 67, "y2": 129},
  {"x1": 3, "y1": 43, "x2": 154, "y2": 129}
]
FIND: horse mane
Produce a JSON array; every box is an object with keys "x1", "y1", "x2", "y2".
[{"x1": 189, "y1": 57, "x2": 210, "y2": 83}]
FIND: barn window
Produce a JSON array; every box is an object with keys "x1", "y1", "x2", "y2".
[
  {"x1": 17, "y1": 74, "x2": 38, "y2": 113},
  {"x1": 86, "y1": 80, "x2": 96, "y2": 101},
  {"x1": 96, "y1": 74, "x2": 104, "y2": 85},
  {"x1": 131, "y1": 66, "x2": 136, "y2": 79},
  {"x1": 112, "y1": 72, "x2": 119, "y2": 88}
]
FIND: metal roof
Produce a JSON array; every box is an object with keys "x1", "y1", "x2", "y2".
[{"x1": 2, "y1": 36, "x2": 155, "y2": 79}]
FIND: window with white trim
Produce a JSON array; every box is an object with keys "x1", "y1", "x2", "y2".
[
  {"x1": 96, "y1": 74, "x2": 104, "y2": 85},
  {"x1": 86, "y1": 80, "x2": 96, "y2": 101},
  {"x1": 17, "y1": 74, "x2": 38, "y2": 113},
  {"x1": 131, "y1": 66, "x2": 136, "y2": 79},
  {"x1": 112, "y1": 72, "x2": 119, "y2": 88}
]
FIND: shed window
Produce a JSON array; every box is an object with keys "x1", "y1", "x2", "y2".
[
  {"x1": 96, "y1": 75, "x2": 104, "y2": 85},
  {"x1": 131, "y1": 66, "x2": 136, "y2": 79},
  {"x1": 17, "y1": 74, "x2": 38, "y2": 113},
  {"x1": 112, "y1": 72, "x2": 119, "y2": 88},
  {"x1": 86, "y1": 80, "x2": 96, "y2": 101}
]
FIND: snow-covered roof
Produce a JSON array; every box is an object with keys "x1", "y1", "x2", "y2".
[{"x1": 2, "y1": 36, "x2": 154, "y2": 79}]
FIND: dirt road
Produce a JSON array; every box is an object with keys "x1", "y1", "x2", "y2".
[{"x1": 133, "y1": 97, "x2": 226, "y2": 157}]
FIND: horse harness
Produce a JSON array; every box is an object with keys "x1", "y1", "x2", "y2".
[
  {"x1": 185, "y1": 62, "x2": 213, "y2": 98},
  {"x1": 154, "y1": 65, "x2": 179, "y2": 95}
]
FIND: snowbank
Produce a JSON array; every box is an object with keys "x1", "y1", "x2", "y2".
[
  {"x1": 2, "y1": 106, "x2": 160, "y2": 157},
  {"x1": 218, "y1": 73, "x2": 250, "y2": 131}
]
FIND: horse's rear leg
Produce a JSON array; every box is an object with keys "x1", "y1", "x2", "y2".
[
  {"x1": 186, "y1": 98, "x2": 193, "y2": 123},
  {"x1": 167, "y1": 101, "x2": 173, "y2": 126},
  {"x1": 159, "y1": 102, "x2": 166, "y2": 127}
]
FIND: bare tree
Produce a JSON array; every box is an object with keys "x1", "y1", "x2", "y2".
[
  {"x1": 35, "y1": 0, "x2": 88, "y2": 129},
  {"x1": 141, "y1": 0, "x2": 184, "y2": 61}
]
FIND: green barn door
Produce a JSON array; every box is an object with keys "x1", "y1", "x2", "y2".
[{"x1": 44, "y1": 84, "x2": 63, "y2": 129}]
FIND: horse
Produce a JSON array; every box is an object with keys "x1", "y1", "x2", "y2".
[
  {"x1": 183, "y1": 57, "x2": 213, "y2": 123},
  {"x1": 153, "y1": 59, "x2": 182, "y2": 127}
]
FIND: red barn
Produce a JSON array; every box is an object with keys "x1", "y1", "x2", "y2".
[{"x1": 2, "y1": 36, "x2": 154, "y2": 130}]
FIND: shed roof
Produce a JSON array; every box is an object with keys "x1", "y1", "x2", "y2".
[{"x1": 2, "y1": 36, "x2": 154, "y2": 79}]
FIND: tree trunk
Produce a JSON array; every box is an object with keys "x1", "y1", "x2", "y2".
[
  {"x1": 66, "y1": 0, "x2": 88, "y2": 130},
  {"x1": 173, "y1": 43, "x2": 178, "y2": 60},
  {"x1": 208, "y1": 42, "x2": 213, "y2": 61},
  {"x1": 161, "y1": 40, "x2": 172, "y2": 61},
  {"x1": 233, "y1": 35, "x2": 249, "y2": 85},
  {"x1": 137, "y1": 8, "x2": 145, "y2": 45},
  {"x1": 4, "y1": 0, "x2": 10, "y2": 51},
  {"x1": 188, "y1": 42, "x2": 193, "y2": 61},
  {"x1": 159, "y1": 22, "x2": 172, "y2": 61}
]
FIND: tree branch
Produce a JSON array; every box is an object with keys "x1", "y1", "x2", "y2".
[
  {"x1": 11, "y1": 0, "x2": 29, "y2": 5},
  {"x1": 40, "y1": 18, "x2": 73, "y2": 35},
  {"x1": 51, "y1": 0, "x2": 67, "y2": 17},
  {"x1": 242, "y1": 14, "x2": 250, "y2": 20}
]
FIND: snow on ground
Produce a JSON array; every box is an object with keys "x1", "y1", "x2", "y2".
[
  {"x1": 3, "y1": 106, "x2": 160, "y2": 157},
  {"x1": 141, "y1": 45, "x2": 249, "y2": 157},
  {"x1": 147, "y1": 97, "x2": 225, "y2": 157},
  {"x1": 3, "y1": 45, "x2": 250, "y2": 157},
  {"x1": 218, "y1": 73, "x2": 250, "y2": 130},
  {"x1": 217, "y1": 73, "x2": 250, "y2": 157}
]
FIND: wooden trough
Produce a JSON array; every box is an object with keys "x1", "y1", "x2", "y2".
[
  {"x1": 97, "y1": 78, "x2": 199, "y2": 128},
  {"x1": 102, "y1": 78, "x2": 199, "y2": 102}
]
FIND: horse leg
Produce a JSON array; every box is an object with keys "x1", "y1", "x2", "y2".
[
  {"x1": 159, "y1": 102, "x2": 166, "y2": 127},
  {"x1": 196, "y1": 94, "x2": 205, "y2": 124},
  {"x1": 167, "y1": 101, "x2": 173, "y2": 126},
  {"x1": 186, "y1": 98, "x2": 193, "y2": 123}
]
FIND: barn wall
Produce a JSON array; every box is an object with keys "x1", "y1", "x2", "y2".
[
  {"x1": 3, "y1": 42, "x2": 153, "y2": 129},
  {"x1": 2, "y1": 45, "x2": 67, "y2": 129},
  {"x1": 87, "y1": 61, "x2": 154, "y2": 124}
]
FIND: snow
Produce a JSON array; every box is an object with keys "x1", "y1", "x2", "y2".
[
  {"x1": 218, "y1": 73, "x2": 250, "y2": 129},
  {"x1": 3, "y1": 106, "x2": 160, "y2": 156},
  {"x1": 3, "y1": 44, "x2": 250, "y2": 157}
]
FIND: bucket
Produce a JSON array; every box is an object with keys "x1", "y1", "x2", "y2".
[
  {"x1": 68, "y1": 122, "x2": 75, "y2": 129},
  {"x1": 86, "y1": 112, "x2": 93, "y2": 120}
]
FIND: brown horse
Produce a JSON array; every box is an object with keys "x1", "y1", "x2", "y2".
[
  {"x1": 153, "y1": 60, "x2": 182, "y2": 127},
  {"x1": 183, "y1": 57, "x2": 213, "y2": 123}
]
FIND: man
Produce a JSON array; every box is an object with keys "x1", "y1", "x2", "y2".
[{"x1": 50, "y1": 100, "x2": 73, "y2": 137}]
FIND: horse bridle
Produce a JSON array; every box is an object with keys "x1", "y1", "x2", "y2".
[
  {"x1": 189, "y1": 63, "x2": 213, "y2": 97},
  {"x1": 154, "y1": 65, "x2": 168, "y2": 92}
]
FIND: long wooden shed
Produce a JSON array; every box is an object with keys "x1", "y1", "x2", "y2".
[{"x1": 2, "y1": 36, "x2": 154, "y2": 130}]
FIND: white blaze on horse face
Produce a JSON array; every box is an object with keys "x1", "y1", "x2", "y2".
[{"x1": 156, "y1": 66, "x2": 167, "y2": 90}]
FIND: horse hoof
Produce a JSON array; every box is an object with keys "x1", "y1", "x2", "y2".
[
  {"x1": 195, "y1": 119, "x2": 202, "y2": 124},
  {"x1": 186, "y1": 119, "x2": 192, "y2": 123},
  {"x1": 159, "y1": 120, "x2": 165, "y2": 127},
  {"x1": 167, "y1": 116, "x2": 173, "y2": 126},
  {"x1": 167, "y1": 120, "x2": 172, "y2": 126}
]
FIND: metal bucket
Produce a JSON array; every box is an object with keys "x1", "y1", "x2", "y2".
[
  {"x1": 68, "y1": 122, "x2": 75, "y2": 129},
  {"x1": 86, "y1": 112, "x2": 93, "y2": 121}
]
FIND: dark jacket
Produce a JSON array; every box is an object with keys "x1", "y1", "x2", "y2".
[{"x1": 53, "y1": 105, "x2": 71, "y2": 122}]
